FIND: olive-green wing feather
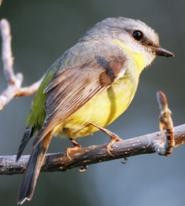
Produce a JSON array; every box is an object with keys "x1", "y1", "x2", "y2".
[
  {"x1": 16, "y1": 60, "x2": 61, "y2": 161},
  {"x1": 27, "y1": 67, "x2": 60, "y2": 129}
]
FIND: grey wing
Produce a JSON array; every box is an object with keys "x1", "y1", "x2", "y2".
[{"x1": 32, "y1": 65, "x2": 104, "y2": 146}]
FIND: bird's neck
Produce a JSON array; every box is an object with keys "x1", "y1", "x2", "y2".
[{"x1": 112, "y1": 39, "x2": 147, "y2": 74}]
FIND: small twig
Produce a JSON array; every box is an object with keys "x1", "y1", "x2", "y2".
[
  {"x1": 0, "y1": 19, "x2": 41, "y2": 110},
  {"x1": 0, "y1": 19, "x2": 16, "y2": 84},
  {"x1": 15, "y1": 78, "x2": 43, "y2": 97},
  {"x1": 156, "y1": 91, "x2": 175, "y2": 155}
]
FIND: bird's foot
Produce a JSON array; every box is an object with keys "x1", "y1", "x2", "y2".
[
  {"x1": 107, "y1": 134, "x2": 123, "y2": 156},
  {"x1": 89, "y1": 122, "x2": 123, "y2": 156},
  {"x1": 66, "y1": 138, "x2": 81, "y2": 160}
]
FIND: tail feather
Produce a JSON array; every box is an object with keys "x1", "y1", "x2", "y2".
[
  {"x1": 17, "y1": 133, "x2": 52, "y2": 205},
  {"x1": 16, "y1": 127, "x2": 34, "y2": 162}
]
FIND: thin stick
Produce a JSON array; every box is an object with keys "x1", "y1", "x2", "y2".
[
  {"x1": 156, "y1": 91, "x2": 175, "y2": 155},
  {"x1": 0, "y1": 19, "x2": 41, "y2": 110},
  {"x1": 0, "y1": 19, "x2": 16, "y2": 84}
]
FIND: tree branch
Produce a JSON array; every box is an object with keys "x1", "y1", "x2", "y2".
[
  {"x1": 0, "y1": 19, "x2": 42, "y2": 110},
  {"x1": 0, "y1": 123, "x2": 185, "y2": 175}
]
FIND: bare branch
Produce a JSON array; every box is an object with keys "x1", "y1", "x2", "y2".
[
  {"x1": 0, "y1": 123, "x2": 184, "y2": 175},
  {"x1": 0, "y1": 19, "x2": 16, "y2": 84},
  {"x1": 0, "y1": 0, "x2": 3, "y2": 6},
  {"x1": 0, "y1": 19, "x2": 41, "y2": 110},
  {"x1": 15, "y1": 78, "x2": 43, "y2": 97}
]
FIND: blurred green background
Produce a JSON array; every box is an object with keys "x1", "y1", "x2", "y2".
[{"x1": 0, "y1": 0, "x2": 185, "y2": 205}]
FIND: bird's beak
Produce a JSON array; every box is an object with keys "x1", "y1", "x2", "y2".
[{"x1": 155, "y1": 47, "x2": 175, "y2": 57}]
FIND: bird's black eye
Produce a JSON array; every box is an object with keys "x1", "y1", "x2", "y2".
[{"x1": 132, "y1": 30, "x2": 143, "y2": 41}]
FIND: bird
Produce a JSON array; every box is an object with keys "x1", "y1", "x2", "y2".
[{"x1": 16, "y1": 17, "x2": 174, "y2": 205}]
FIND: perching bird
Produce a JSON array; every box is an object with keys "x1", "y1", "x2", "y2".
[{"x1": 16, "y1": 17, "x2": 174, "y2": 204}]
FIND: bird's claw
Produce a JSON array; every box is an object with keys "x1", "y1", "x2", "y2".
[
  {"x1": 66, "y1": 145, "x2": 81, "y2": 160},
  {"x1": 107, "y1": 135, "x2": 123, "y2": 156}
]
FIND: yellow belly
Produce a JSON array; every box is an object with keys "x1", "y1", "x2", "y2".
[{"x1": 60, "y1": 72, "x2": 139, "y2": 138}]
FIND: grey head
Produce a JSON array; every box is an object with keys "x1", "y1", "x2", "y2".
[{"x1": 81, "y1": 17, "x2": 174, "y2": 66}]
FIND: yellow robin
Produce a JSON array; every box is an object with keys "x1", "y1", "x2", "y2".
[{"x1": 16, "y1": 17, "x2": 174, "y2": 204}]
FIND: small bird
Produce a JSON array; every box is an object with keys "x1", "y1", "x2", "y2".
[{"x1": 16, "y1": 17, "x2": 174, "y2": 204}]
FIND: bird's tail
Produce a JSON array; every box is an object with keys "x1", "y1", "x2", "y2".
[
  {"x1": 16, "y1": 127, "x2": 34, "y2": 162},
  {"x1": 17, "y1": 132, "x2": 52, "y2": 205}
]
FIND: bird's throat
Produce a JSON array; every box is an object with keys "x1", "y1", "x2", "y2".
[{"x1": 112, "y1": 39, "x2": 146, "y2": 74}]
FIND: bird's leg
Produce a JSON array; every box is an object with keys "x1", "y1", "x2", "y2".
[
  {"x1": 70, "y1": 138, "x2": 81, "y2": 147},
  {"x1": 66, "y1": 138, "x2": 81, "y2": 160},
  {"x1": 66, "y1": 138, "x2": 88, "y2": 172},
  {"x1": 89, "y1": 122, "x2": 123, "y2": 156}
]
